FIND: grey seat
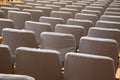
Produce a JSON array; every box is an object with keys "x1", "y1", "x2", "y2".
[
  {"x1": 67, "y1": 19, "x2": 93, "y2": 36},
  {"x1": 2, "y1": 28, "x2": 37, "y2": 62},
  {"x1": 40, "y1": 32, "x2": 76, "y2": 66},
  {"x1": 0, "y1": 44, "x2": 12, "y2": 74},
  {"x1": 79, "y1": 36, "x2": 119, "y2": 71},
  {"x1": 8, "y1": 11, "x2": 31, "y2": 29},
  {"x1": 15, "y1": 47, "x2": 61, "y2": 80},
  {"x1": 0, "y1": 18, "x2": 14, "y2": 36},
  {"x1": 39, "y1": 16, "x2": 64, "y2": 31},
  {"x1": 55, "y1": 24, "x2": 84, "y2": 49},
  {"x1": 25, "y1": 21, "x2": 52, "y2": 45},
  {"x1": 64, "y1": 52, "x2": 115, "y2": 80}
]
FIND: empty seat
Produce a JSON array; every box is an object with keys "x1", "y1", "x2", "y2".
[
  {"x1": 0, "y1": 3, "x2": 12, "y2": 7},
  {"x1": 51, "y1": 11, "x2": 72, "y2": 23},
  {"x1": 8, "y1": 1, "x2": 25, "y2": 7},
  {"x1": 8, "y1": 11, "x2": 31, "y2": 29},
  {"x1": 105, "y1": 8, "x2": 120, "y2": 12},
  {"x1": 35, "y1": 6, "x2": 52, "y2": 17},
  {"x1": 23, "y1": 9, "x2": 43, "y2": 22},
  {"x1": 0, "y1": 44, "x2": 12, "y2": 74},
  {"x1": 67, "y1": 19, "x2": 93, "y2": 35},
  {"x1": 104, "y1": 11, "x2": 120, "y2": 16},
  {"x1": 15, "y1": 47, "x2": 61, "y2": 80},
  {"x1": 0, "y1": 7, "x2": 20, "y2": 18},
  {"x1": 100, "y1": 15, "x2": 120, "y2": 22},
  {"x1": 14, "y1": 4, "x2": 33, "y2": 11},
  {"x1": 26, "y1": 3, "x2": 42, "y2": 8},
  {"x1": 109, "y1": 4, "x2": 120, "y2": 8},
  {"x1": 52, "y1": 2, "x2": 67, "y2": 8},
  {"x1": 79, "y1": 36, "x2": 119, "y2": 71},
  {"x1": 88, "y1": 27, "x2": 120, "y2": 49},
  {"x1": 36, "y1": 1, "x2": 51, "y2": 6},
  {"x1": 65, "y1": 5, "x2": 83, "y2": 12},
  {"x1": 64, "y1": 52, "x2": 115, "y2": 80},
  {"x1": 81, "y1": 9, "x2": 102, "y2": 19},
  {"x1": 2, "y1": 28, "x2": 37, "y2": 62},
  {"x1": 72, "y1": 3, "x2": 87, "y2": 8},
  {"x1": 75, "y1": 13, "x2": 98, "y2": 26},
  {"x1": 0, "y1": 18, "x2": 14, "y2": 36},
  {"x1": 96, "y1": 20, "x2": 120, "y2": 29},
  {"x1": 25, "y1": 21, "x2": 52, "y2": 45},
  {"x1": 85, "y1": 6, "x2": 105, "y2": 14},
  {"x1": 45, "y1": 4, "x2": 60, "y2": 11},
  {"x1": 39, "y1": 16, "x2": 64, "y2": 31},
  {"x1": 40, "y1": 32, "x2": 76, "y2": 66},
  {"x1": 59, "y1": 8, "x2": 78, "y2": 18},
  {"x1": 0, "y1": 73, "x2": 35, "y2": 80},
  {"x1": 55, "y1": 24, "x2": 84, "y2": 49},
  {"x1": 90, "y1": 3, "x2": 107, "y2": 8}
]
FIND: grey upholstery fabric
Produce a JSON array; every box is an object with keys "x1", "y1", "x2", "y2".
[
  {"x1": 104, "y1": 11, "x2": 120, "y2": 16},
  {"x1": 50, "y1": 11, "x2": 72, "y2": 23},
  {"x1": 39, "y1": 16, "x2": 64, "y2": 31},
  {"x1": 81, "y1": 9, "x2": 102, "y2": 19},
  {"x1": 64, "y1": 52, "x2": 115, "y2": 80},
  {"x1": 0, "y1": 73, "x2": 35, "y2": 80},
  {"x1": 0, "y1": 18, "x2": 14, "y2": 36},
  {"x1": 45, "y1": 4, "x2": 60, "y2": 11},
  {"x1": 65, "y1": 5, "x2": 83, "y2": 12},
  {"x1": 2, "y1": 28, "x2": 37, "y2": 62},
  {"x1": 96, "y1": 20, "x2": 120, "y2": 29},
  {"x1": 52, "y1": 2, "x2": 67, "y2": 8},
  {"x1": 35, "y1": 6, "x2": 52, "y2": 17},
  {"x1": 75, "y1": 13, "x2": 98, "y2": 26},
  {"x1": 14, "y1": 4, "x2": 33, "y2": 11},
  {"x1": 40, "y1": 32, "x2": 76, "y2": 66},
  {"x1": 85, "y1": 6, "x2": 105, "y2": 13},
  {"x1": 79, "y1": 36, "x2": 119, "y2": 71},
  {"x1": 0, "y1": 7, "x2": 20, "y2": 18},
  {"x1": 25, "y1": 21, "x2": 52, "y2": 45},
  {"x1": 59, "y1": 8, "x2": 78, "y2": 18},
  {"x1": 67, "y1": 19, "x2": 93, "y2": 35},
  {"x1": 88, "y1": 27, "x2": 120, "y2": 49},
  {"x1": 15, "y1": 47, "x2": 61, "y2": 80},
  {"x1": 100, "y1": 15, "x2": 120, "y2": 22},
  {"x1": 106, "y1": 8, "x2": 120, "y2": 12},
  {"x1": 55, "y1": 24, "x2": 84, "y2": 49},
  {"x1": 0, "y1": 44, "x2": 12, "y2": 74},
  {"x1": 8, "y1": 11, "x2": 31, "y2": 29},
  {"x1": 23, "y1": 9, "x2": 43, "y2": 22}
]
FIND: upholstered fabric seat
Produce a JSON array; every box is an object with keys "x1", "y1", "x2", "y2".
[
  {"x1": 15, "y1": 47, "x2": 61, "y2": 80},
  {"x1": 64, "y1": 52, "x2": 115, "y2": 80}
]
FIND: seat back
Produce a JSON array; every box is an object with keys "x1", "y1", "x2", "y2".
[
  {"x1": 96, "y1": 20, "x2": 120, "y2": 29},
  {"x1": 0, "y1": 44, "x2": 12, "y2": 74},
  {"x1": 64, "y1": 52, "x2": 115, "y2": 80},
  {"x1": 79, "y1": 36, "x2": 119, "y2": 71},
  {"x1": 40, "y1": 32, "x2": 76, "y2": 65},
  {"x1": 8, "y1": 11, "x2": 31, "y2": 29},
  {"x1": 0, "y1": 19, "x2": 14, "y2": 36},
  {"x1": 23, "y1": 9, "x2": 43, "y2": 22},
  {"x1": 67, "y1": 19, "x2": 93, "y2": 35},
  {"x1": 55, "y1": 24, "x2": 84, "y2": 49},
  {"x1": 75, "y1": 13, "x2": 98, "y2": 26},
  {"x1": 39, "y1": 16, "x2": 64, "y2": 31},
  {"x1": 15, "y1": 47, "x2": 61, "y2": 80},
  {"x1": 25, "y1": 21, "x2": 52, "y2": 45},
  {"x1": 50, "y1": 11, "x2": 72, "y2": 23},
  {"x1": 2, "y1": 28, "x2": 37, "y2": 56}
]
